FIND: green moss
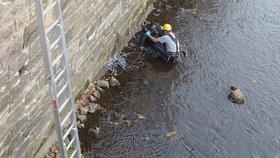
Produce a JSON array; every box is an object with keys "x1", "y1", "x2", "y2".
[
  {"x1": 33, "y1": 123, "x2": 56, "y2": 156},
  {"x1": 132, "y1": 5, "x2": 143, "y2": 20},
  {"x1": 146, "y1": 0, "x2": 153, "y2": 10},
  {"x1": 48, "y1": 123, "x2": 56, "y2": 134},
  {"x1": 33, "y1": 138, "x2": 47, "y2": 156},
  {"x1": 75, "y1": 79, "x2": 90, "y2": 102}
]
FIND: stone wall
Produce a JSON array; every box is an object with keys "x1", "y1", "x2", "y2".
[{"x1": 0, "y1": 0, "x2": 152, "y2": 157}]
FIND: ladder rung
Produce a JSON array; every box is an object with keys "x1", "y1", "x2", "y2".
[
  {"x1": 61, "y1": 111, "x2": 73, "y2": 127},
  {"x1": 57, "y1": 84, "x2": 68, "y2": 99},
  {"x1": 59, "y1": 97, "x2": 71, "y2": 113},
  {"x1": 55, "y1": 68, "x2": 66, "y2": 83},
  {"x1": 70, "y1": 149, "x2": 77, "y2": 158},
  {"x1": 46, "y1": 19, "x2": 60, "y2": 33},
  {"x1": 63, "y1": 123, "x2": 75, "y2": 140},
  {"x1": 50, "y1": 36, "x2": 61, "y2": 50},
  {"x1": 43, "y1": 0, "x2": 58, "y2": 15},
  {"x1": 52, "y1": 53, "x2": 63, "y2": 67},
  {"x1": 66, "y1": 137, "x2": 76, "y2": 150}
]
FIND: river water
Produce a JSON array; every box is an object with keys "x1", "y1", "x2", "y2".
[{"x1": 80, "y1": 0, "x2": 280, "y2": 157}]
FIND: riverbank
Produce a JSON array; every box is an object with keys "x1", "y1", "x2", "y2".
[{"x1": 77, "y1": 0, "x2": 198, "y2": 157}]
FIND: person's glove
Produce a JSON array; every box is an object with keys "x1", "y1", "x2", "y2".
[{"x1": 145, "y1": 30, "x2": 151, "y2": 36}]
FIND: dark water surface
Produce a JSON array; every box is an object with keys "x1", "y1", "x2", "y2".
[{"x1": 82, "y1": 0, "x2": 280, "y2": 157}]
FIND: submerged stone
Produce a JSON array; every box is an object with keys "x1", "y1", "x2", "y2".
[
  {"x1": 137, "y1": 114, "x2": 146, "y2": 120},
  {"x1": 167, "y1": 131, "x2": 177, "y2": 138},
  {"x1": 123, "y1": 119, "x2": 132, "y2": 127},
  {"x1": 88, "y1": 127, "x2": 101, "y2": 137}
]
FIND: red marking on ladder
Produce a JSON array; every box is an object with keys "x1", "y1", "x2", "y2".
[{"x1": 53, "y1": 100, "x2": 57, "y2": 109}]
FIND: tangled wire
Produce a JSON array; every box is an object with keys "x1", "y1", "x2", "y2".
[{"x1": 105, "y1": 50, "x2": 146, "y2": 76}]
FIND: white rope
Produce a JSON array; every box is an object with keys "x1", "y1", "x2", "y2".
[{"x1": 105, "y1": 50, "x2": 146, "y2": 76}]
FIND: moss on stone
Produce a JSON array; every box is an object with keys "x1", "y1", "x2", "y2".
[
  {"x1": 146, "y1": 0, "x2": 153, "y2": 9},
  {"x1": 75, "y1": 79, "x2": 90, "y2": 102}
]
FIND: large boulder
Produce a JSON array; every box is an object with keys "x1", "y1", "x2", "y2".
[{"x1": 228, "y1": 86, "x2": 245, "y2": 104}]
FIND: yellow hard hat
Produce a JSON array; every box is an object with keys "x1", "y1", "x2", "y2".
[{"x1": 163, "y1": 24, "x2": 172, "y2": 31}]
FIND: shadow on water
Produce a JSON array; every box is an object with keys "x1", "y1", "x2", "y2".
[{"x1": 80, "y1": 0, "x2": 280, "y2": 157}]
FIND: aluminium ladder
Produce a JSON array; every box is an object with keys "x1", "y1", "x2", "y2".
[{"x1": 34, "y1": 0, "x2": 82, "y2": 157}]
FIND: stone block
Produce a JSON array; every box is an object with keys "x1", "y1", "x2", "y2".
[
  {"x1": 23, "y1": 18, "x2": 38, "y2": 49},
  {"x1": 24, "y1": 83, "x2": 40, "y2": 105},
  {"x1": 9, "y1": 53, "x2": 29, "y2": 75},
  {"x1": 0, "y1": 95, "x2": 10, "y2": 117},
  {"x1": 6, "y1": 102, "x2": 25, "y2": 125},
  {"x1": 0, "y1": 21, "x2": 13, "y2": 44},
  {"x1": 13, "y1": 139, "x2": 30, "y2": 158},
  {"x1": 0, "y1": 36, "x2": 23, "y2": 70}
]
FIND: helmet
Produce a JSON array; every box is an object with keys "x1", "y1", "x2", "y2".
[{"x1": 163, "y1": 24, "x2": 172, "y2": 31}]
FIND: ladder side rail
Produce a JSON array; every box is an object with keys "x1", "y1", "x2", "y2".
[
  {"x1": 55, "y1": 1, "x2": 82, "y2": 157},
  {"x1": 34, "y1": 0, "x2": 68, "y2": 157}
]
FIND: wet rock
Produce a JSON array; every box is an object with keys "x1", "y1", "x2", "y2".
[
  {"x1": 228, "y1": 86, "x2": 245, "y2": 104},
  {"x1": 80, "y1": 106, "x2": 88, "y2": 115},
  {"x1": 137, "y1": 114, "x2": 146, "y2": 120},
  {"x1": 124, "y1": 43, "x2": 129, "y2": 48},
  {"x1": 77, "y1": 121, "x2": 85, "y2": 129},
  {"x1": 128, "y1": 42, "x2": 137, "y2": 48},
  {"x1": 89, "y1": 95, "x2": 97, "y2": 102},
  {"x1": 191, "y1": 11, "x2": 198, "y2": 18},
  {"x1": 111, "y1": 112, "x2": 123, "y2": 121},
  {"x1": 96, "y1": 80, "x2": 110, "y2": 89},
  {"x1": 167, "y1": 131, "x2": 177, "y2": 138},
  {"x1": 93, "y1": 90, "x2": 101, "y2": 100},
  {"x1": 88, "y1": 103, "x2": 102, "y2": 113},
  {"x1": 143, "y1": 79, "x2": 149, "y2": 85},
  {"x1": 96, "y1": 86, "x2": 105, "y2": 93},
  {"x1": 123, "y1": 119, "x2": 132, "y2": 127},
  {"x1": 164, "y1": 5, "x2": 173, "y2": 10},
  {"x1": 153, "y1": 13, "x2": 160, "y2": 17},
  {"x1": 99, "y1": 108, "x2": 107, "y2": 116},
  {"x1": 88, "y1": 127, "x2": 101, "y2": 137},
  {"x1": 78, "y1": 115, "x2": 87, "y2": 123},
  {"x1": 110, "y1": 76, "x2": 120, "y2": 87}
]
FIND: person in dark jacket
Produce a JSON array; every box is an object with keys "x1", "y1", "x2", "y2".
[
  {"x1": 145, "y1": 23, "x2": 185, "y2": 62},
  {"x1": 139, "y1": 22, "x2": 164, "y2": 50}
]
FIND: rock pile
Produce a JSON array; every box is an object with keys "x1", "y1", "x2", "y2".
[{"x1": 75, "y1": 76, "x2": 121, "y2": 129}]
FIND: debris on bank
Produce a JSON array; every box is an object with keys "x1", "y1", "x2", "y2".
[{"x1": 167, "y1": 131, "x2": 177, "y2": 138}]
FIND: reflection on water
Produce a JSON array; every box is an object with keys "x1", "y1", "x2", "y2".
[{"x1": 81, "y1": 0, "x2": 280, "y2": 157}]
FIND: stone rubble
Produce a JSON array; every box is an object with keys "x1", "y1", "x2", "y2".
[{"x1": 110, "y1": 76, "x2": 121, "y2": 87}]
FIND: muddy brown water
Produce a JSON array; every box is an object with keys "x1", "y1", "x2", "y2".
[{"x1": 79, "y1": 0, "x2": 280, "y2": 157}]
